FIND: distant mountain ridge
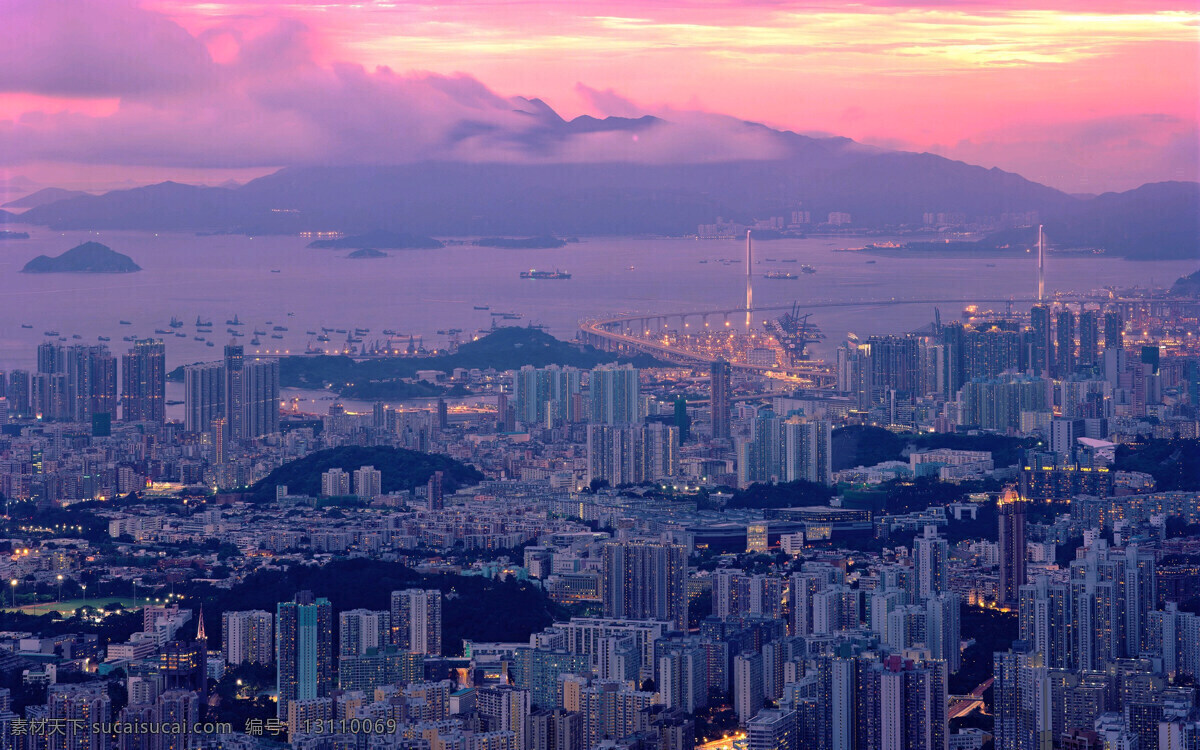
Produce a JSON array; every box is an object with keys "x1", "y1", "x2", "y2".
[
  {"x1": 9, "y1": 113, "x2": 1197, "y2": 259},
  {"x1": 2, "y1": 187, "x2": 90, "y2": 209}
]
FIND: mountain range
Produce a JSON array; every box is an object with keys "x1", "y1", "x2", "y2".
[{"x1": 9, "y1": 113, "x2": 1198, "y2": 259}]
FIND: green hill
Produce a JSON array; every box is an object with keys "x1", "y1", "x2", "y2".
[
  {"x1": 246, "y1": 445, "x2": 483, "y2": 502},
  {"x1": 278, "y1": 326, "x2": 666, "y2": 393},
  {"x1": 190, "y1": 558, "x2": 562, "y2": 657}
]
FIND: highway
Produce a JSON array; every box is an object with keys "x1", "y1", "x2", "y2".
[{"x1": 948, "y1": 677, "x2": 993, "y2": 719}]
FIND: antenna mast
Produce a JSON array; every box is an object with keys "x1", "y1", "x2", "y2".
[{"x1": 1037, "y1": 224, "x2": 1045, "y2": 302}]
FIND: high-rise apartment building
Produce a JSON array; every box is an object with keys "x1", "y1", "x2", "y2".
[
  {"x1": 390, "y1": 589, "x2": 443, "y2": 656},
  {"x1": 222, "y1": 610, "x2": 274, "y2": 666},
  {"x1": 589, "y1": 365, "x2": 640, "y2": 425},
  {"x1": 998, "y1": 489, "x2": 1028, "y2": 606},
  {"x1": 601, "y1": 540, "x2": 687, "y2": 630},
  {"x1": 710, "y1": 360, "x2": 731, "y2": 440},
  {"x1": 915, "y1": 525, "x2": 948, "y2": 599},
  {"x1": 339, "y1": 609, "x2": 391, "y2": 657},
  {"x1": 121, "y1": 339, "x2": 165, "y2": 422},
  {"x1": 242, "y1": 358, "x2": 280, "y2": 438},
  {"x1": 276, "y1": 591, "x2": 334, "y2": 717},
  {"x1": 184, "y1": 361, "x2": 225, "y2": 433}
]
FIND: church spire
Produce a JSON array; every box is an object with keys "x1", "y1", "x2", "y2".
[{"x1": 195, "y1": 605, "x2": 207, "y2": 643}]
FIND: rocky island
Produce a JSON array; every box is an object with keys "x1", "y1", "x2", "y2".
[
  {"x1": 474, "y1": 235, "x2": 567, "y2": 249},
  {"x1": 21, "y1": 241, "x2": 141, "y2": 274}
]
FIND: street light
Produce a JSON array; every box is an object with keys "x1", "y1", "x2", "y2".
[
  {"x1": 56, "y1": 574, "x2": 63, "y2": 603},
  {"x1": 9, "y1": 579, "x2": 16, "y2": 609}
]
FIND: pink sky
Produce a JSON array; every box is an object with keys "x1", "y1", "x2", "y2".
[{"x1": 1, "y1": 0, "x2": 1196, "y2": 193}]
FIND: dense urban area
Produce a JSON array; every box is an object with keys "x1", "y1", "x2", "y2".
[{"x1": 0, "y1": 272, "x2": 1197, "y2": 750}]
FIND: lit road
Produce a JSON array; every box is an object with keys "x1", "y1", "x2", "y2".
[
  {"x1": 948, "y1": 677, "x2": 993, "y2": 719},
  {"x1": 698, "y1": 731, "x2": 747, "y2": 750}
]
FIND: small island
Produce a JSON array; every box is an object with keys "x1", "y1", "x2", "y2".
[
  {"x1": 347, "y1": 248, "x2": 387, "y2": 259},
  {"x1": 21, "y1": 241, "x2": 141, "y2": 274},
  {"x1": 474, "y1": 235, "x2": 567, "y2": 249},
  {"x1": 0, "y1": 231, "x2": 30, "y2": 240},
  {"x1": 308, "y1": 229, "x2": 443, "y2": 249}
]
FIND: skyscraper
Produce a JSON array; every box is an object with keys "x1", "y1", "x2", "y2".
[
  {"x1": 121, "y1": 339, "x2": 165, "y2": 422},
  {"x1": 1029, "y1": 305, "x2": 1052, "y2": 377},
  {"x1": 998, "y1": 488, "x2": 1028, "y2": 607},
  {"x1": 1078, "y1": 310, "x2": 1100, "y2": 367},
  {"x1": 242, "y1": 358, "x2": 280, "y2": 438},
  {"x1": 589, "y1": 364, "x2": 640, "y2": 425},
  {"x1": 339, "y1": 609, "x2": 391, "y2": 657},
  {"x1": 710, "y1": 359, "x2": 731, "y2": 440},
  {"x1": 1104, "y1": 311, "x2": 1123, "y2": 350},
  {"x1": 1055, "y1": 309, "x2": 1075, "y2": 376},
  {"x1": 915, "y1": 525, "x2": 948, "y2": 599},
  {"x1": 222, "y1": 610, "x2": 274, "y2": 666},
  {"x1": 390, "y1": 589, "x2": 443, "y2": 655},
  {"x1": 276, "y1": 591, "x2": 334, "y2": 718},
  {"x1": 224, "y1": 344, "x2": 245, "y2": 439},
  {"x1": 601, "y1": 540, "x2": 688, "y2": 630},
  {"x1": 184, "y1": 361, "x2": 225, "y2": 433}
]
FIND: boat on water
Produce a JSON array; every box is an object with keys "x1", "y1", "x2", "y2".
[
  {"x1": 764, "y1": 271, "x2": 799, "y2": 280},
  {"x1": 119, "y1": 320, "x2": 132, "y2": 325},
  {"x1": 231, "y1": 331, "x2": 244, "y2": 337},
  {"x1": 800, "y1": 265, "x2": 817, "y2": 274},
  {"x1": 253, "y1": 329, "x2": 266, "y2": 336},
  {"x1": 865, "y1": 260, "x2": 876, "y2": 264},
  {"x1": 174, "y1": 332, "x2": 186, "y2": 338},
  {"x1": 307, "y1": 343, "x2": 323, "y2": 354},
  {"x1": 382, "y1": 329, "x2": 397, "y2": 335},
  {"x1": 317, "y1": 334, "x2": 330, "y2": 342},
  {"x1": 44, "y1": 330, "x2": 59, "y2": 336},
  {"x1": 270, "y1": 269, "x2": 281, "y2": 273},
  {"x1": 226, "y1": 315, "x2": 242, "y2": 325},
  {"x1": 502, "y1": 313, "x2": 522, "y2": 320},
  {"x1": 780, "y1": 258, "x2": 797, "y2": 263},
  {"x1": 194, "y1": 336, "x2": 206, "y2": 342},
  {"x1": 355, "y1": 327, "x2": 370, "y2": 334},
  {"x1": 520, "y1": 269, "x2": 571, "y2": 279},
  {"x1": 335, "y1": 329, "x2": 347, "y2": 334},
  {"x1": 71, "y1": 334, "x2": 82, "y2": 340},
  {"x1": 169, "y1": 317, "x2": 183, "y2": 328},
  {"x1": 251, "y1": 337, "x2": 261, "y2": 345},
  {"x1": 273, "y1": 325, "x2": 288, "y2": 332},
  {"x1": 20, "y1": 324, "x2": 32, "y2": 329},
  {"x1": 206, "y1": 341, "x2": 214, "y2": 347},
  {"x1": 122, "y1": 336, "x2": 134, "y2": 342},
  {"x1": 270, "y1": 334, "x2": 284, "y2": 339},
  {"x1": 474, "y1": 305, "x2": 490, "y2": 310},
  {"x1": 154, "y1": 329, "x2": 171, "y2": 335},
  {"x1": 98, "y1": 336, "x2": 110, "y2": 342},
  {"x1": 306, "y1": 330, "x2": 317, "y2": 335},
  {"x1": 195, "y1": 316, "x2": 212, "y2": 327}
]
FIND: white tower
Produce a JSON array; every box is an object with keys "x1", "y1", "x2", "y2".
[
  {"x1": 1037, "y1": 224, "x2": 1045, "y2": 302},
  {"x1": 745, "y1": 230, "x2": 753, "y2": 330}
]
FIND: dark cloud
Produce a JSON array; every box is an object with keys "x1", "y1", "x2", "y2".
[{"x1": 0, "y1": 0, "x2": 214, "y2": 97}]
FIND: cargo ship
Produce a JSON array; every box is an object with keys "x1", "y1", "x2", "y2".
[
  {"x1": 520, "y1": 269, "x2": 571, "y2": 279},
  {"x1": 764, "y1": 271, "x2": 799, "y2": 280}
]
